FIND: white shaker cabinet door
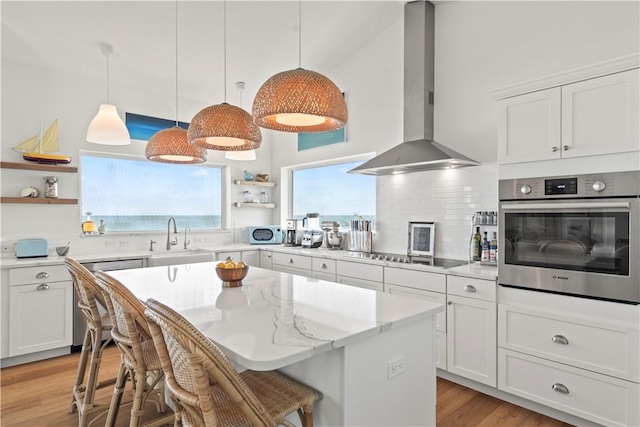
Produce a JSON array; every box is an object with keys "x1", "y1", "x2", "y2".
[
  {"x1": 446, "y1": 294, "x2": 497, "y2": 387},
  {"x1": 497, "y1": 87, "x2": 561, "y2": 164},
  {"x1": 9, "y1": 281, "x2": 73, "y2": 356},
  {"x1": 241, "y1": 250, "x2": 260, "y2": 268},
  {"x1": 562, "y1": 68, "x2": 639, "y2": 159}
]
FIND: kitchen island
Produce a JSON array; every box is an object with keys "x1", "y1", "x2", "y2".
[{"x1": 106, "y1": 262, "x2": 443, "y2": 427}]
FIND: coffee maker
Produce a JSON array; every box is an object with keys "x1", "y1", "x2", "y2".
[{"x1": 285, "y1": 219, "x2": 300, "y2": 247}]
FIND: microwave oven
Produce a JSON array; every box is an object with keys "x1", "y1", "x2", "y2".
[
  {"x1": 249, "y1": 225, "x2": 283, "y2": 245},
  {"x1": 408, "y1": 221, "x2": 435, "y2": 257}
]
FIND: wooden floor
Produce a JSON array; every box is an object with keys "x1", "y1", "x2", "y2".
[{"x1": 1, "y1": 345, "x2": 573, "y2": 426}]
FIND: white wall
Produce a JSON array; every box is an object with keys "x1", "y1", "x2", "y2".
[{"x1": 0, "y1": 59, "x2": 274, "y2": 254}]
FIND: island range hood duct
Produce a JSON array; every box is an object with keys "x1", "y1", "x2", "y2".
[{"x1": 349, "y1": 1, "x2": 478, "y2": 176}]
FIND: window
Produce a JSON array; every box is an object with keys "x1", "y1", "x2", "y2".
[
  {"x1": 81, "y1": 153, "x2": 223, "y2": 232},
  {"x1": 291, "y1": 159, "x2": 376, "y2": 228}
]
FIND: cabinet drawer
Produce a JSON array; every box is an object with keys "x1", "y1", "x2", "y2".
[
  {"x1": 9, "y1": 264, "x2": 69, "y2": 285},
  {"x1": 384, "y1": 267, "x2": 446, "y2": 293},
  {"x1": 312, "y1": 258, "x2": 336, "y2": 274},
  {"x1": 273, "y1": 264, "x2": 312, "y2": 279},
  {"x1": 499, "y1": 348, "x2": 639, "y2": 427},
  {"x1": 386, "y1": 284, "x2": 445, "y2": 332},
  {"x1": 499, "y1": 304, "x2": 639, "y2": 382},
  {"x1": 337, "y1": 275, "x2": 383, "y2": 292},
  {"x1": 447, "y1": 276, "x2": 495, "y2": 302},
  {"x1": 311, "y1": 271, "x2": 337, "y2": 282},
  {"x1": 272, "y1": 252, "x2": 312, "y2": 270},
  {"x1": 336, "y1": 261, "x2": 383, "y2": 282}
]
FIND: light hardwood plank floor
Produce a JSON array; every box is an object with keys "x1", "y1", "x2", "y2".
[{"x1": 1, "y1": 345, "x2": 573, "y2": 426}]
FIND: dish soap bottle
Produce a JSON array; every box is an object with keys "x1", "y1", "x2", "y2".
[
  {"x1": 98, "y1": 219, "x2": 107, "y2": 235},
  {"x1": 82, "y1": 212, "x2": 96, "y2": 235}
]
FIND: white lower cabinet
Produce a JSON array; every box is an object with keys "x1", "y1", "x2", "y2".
[
  {"x1": 499, "y1": 348, "x2": 639, "y2": 427},
  {"x1": 8, "y1": 265, "x2": 73, "y2": 357},
  {"x1": 498, "y1": 286, "x2": 640, "y2": 426},
  {"x1": 272, "y1": 252, "x2": 313, "y2": 278},
  {"x1": 336, "y1": 261, "x2": 383, "y2": 292},
  {"x1": 260, "y1": 250, "x2": 273, "y2": 270},
  {"x1": 446, "y1": 275, "x2": 497, "y2": 386},
  {"x1": 311, "y1": 258, "x2": 336, "y2": 282},
  {"x1": 241, "y1": 250, "x2": 260, "y2": 267},
  {"x1": 216, "y1": 251, "x2": 242, "y2": 262}
]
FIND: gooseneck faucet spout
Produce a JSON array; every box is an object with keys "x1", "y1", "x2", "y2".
[
  {"x1": 167, "y1": 217, "x2": 178, "y2": 250},
  {"x1": 184, "y1": 226, "x2": 191, "y2": 249}
]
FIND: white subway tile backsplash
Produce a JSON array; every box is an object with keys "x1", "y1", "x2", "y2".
[{"x1": 375, "y1": 163, "x2": 498, "y2": 259}]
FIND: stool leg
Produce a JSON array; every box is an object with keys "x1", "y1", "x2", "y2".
[
  {"x1": 129, "y1": 368, "x2": 147, "y2": 427},
  {"x1": 105, "y1": 361, "x2": 129, "y2": 427},
  {"x1": 79, "y1": 326, "x2": 104, "y2": 424},
  {"x1": 69, "y1": 324, "x2": 91, "y2": 415}
]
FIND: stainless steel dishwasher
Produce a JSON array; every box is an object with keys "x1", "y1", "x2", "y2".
[{"x1": 72, "y1": 258, "x2": 144, "y2": 351}]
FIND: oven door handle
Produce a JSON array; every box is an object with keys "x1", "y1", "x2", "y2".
[{"x1": 501, "y1": 201, "x2": 631, "y2": 211}]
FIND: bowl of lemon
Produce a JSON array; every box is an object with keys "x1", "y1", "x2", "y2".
[{"x1": 215, "y1": 258, "x2": 249, "y2": 287}]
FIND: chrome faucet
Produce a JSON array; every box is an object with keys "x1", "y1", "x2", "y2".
[
  {"x1": 166, "y1": 217, "x2": 178, "y2": 250},
  {"x1": 184, "y1": 226, "x2": 191, "y2": 250},
  {"x1": 149, "y1": 240, "x2": 156, "y2": 252}
]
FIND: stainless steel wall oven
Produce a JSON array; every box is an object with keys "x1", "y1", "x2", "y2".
[{"x1": 498, "y1": 171, "x2": 639, "y2": 304}]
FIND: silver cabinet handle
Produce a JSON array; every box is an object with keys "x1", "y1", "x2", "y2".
[
  {"x1": 563, "y1": 145, "x2": 569, "y2": 151},
  {"x1": 551, "y1": 335, "x2": 569, "y2": 345},
  {"x1": 551, "y1": 383, "x2": 569, "y2": 394},
  {"x1": 36, "y1": 272, "x2": 49, "y2": 279},
  {"x1": 551, "y1": 146, "x2": 558, "y2": 152},
  {"x1": 464, "y1": 285, "x2": 476, "y2": 293},
  {"x1": 447, "y1": 301, "x2": 452, "y2": 305},
  {"x1": 288, "y1": 258, "x2": 294, "y2": 264},
  {"x1": 37, "y1": 284, "x2": 50, "y2": 291},
  {"x1": 321, "y1": 263, "x2": 327, "y2": 269}
]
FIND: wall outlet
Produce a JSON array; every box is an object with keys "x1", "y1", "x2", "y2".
[
  {"x1": 1, "y1": 241, "x2": 15, "y2": 253},
  {"x1": 193, "y1": 236, "x2": 204, "y2": 244},
  {"x1": 204, "y1": 236, "x2": 215, "y2": 243},
  {"x1": 387, "y1": 355, "x2": 406, "y2": 379},
  {"x1": 119, "y1": 239, "x2": 131, "y2": 247},
  {"x1": 105, "y1": 240, "x2": 118, "y2": 248}
]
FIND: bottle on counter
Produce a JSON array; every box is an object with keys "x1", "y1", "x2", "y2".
[
  {"x1": 82, "y1": 212, "x2": 96, "y2": 234},
  {"x1": 98, "y1": 219, "x2": 107, "y2": 235},
  {"x1": 490, "y1": 232, "x2": 497, "y2": 263},
  {"x1": 472, "y1": 227, "x2": 482, "y2": 261},
  {"x1": 481, "y1": 231, "x2": 490, "y2": 262}
]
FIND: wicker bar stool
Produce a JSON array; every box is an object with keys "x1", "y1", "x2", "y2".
[
  {"x1": 65, "y1": 257, "x2": 118, "y2": 426},
  {"x1": 143, "y1": 297, "x2": 323, "y2": 427},
  {"x1": 95, "y1": 271, "x2": 174, "y2": 427}
]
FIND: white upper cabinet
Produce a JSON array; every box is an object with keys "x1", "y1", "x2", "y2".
[
  {"x1": 561, "y1": 69, "x2": 639, "y2": 158},
  {"x1": 498, "y1": 68, "x2": 639, "y2": 164},
  {"x1": 498, "y1": 88, "x2": 561, "y2": 164}
]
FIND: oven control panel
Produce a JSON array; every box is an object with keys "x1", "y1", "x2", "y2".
[{"x1": 499, "y1": 171, "x2": 639, "y2": 200}]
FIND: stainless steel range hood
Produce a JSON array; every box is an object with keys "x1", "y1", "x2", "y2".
[{"x1": 349, "y1": 1, "x2": 478, "y2": 176}]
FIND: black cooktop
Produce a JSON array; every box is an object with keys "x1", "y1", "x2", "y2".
[{"x1": 346, "y1": 252, "x2": 468, "y2": 269}]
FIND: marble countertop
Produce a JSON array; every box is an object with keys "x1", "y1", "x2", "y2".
[
  {"x1": 106, "y1": 262, "x2": 443, "y2": 371},
  {"x1": 0, "y1": 243, "x2": 497, "y2": 280}
]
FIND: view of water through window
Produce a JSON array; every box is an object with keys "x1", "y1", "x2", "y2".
[
  {"x1": 292, "y1": 160, "x2": 376, "y2": 229},
  {"x1": 81, "y1": 154, "x2": 222, "y2": 231}
]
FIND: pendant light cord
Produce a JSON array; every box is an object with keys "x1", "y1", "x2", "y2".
[
  {"x1": 106, "y1": 53, "x2": 110, "y2": 104},
  {"x1": 175, "y1": 0, "x2": 179, "y2": 126},
  {"x1": 298, "y1": 0, "x2": 302, "y2": 68},
  {"x1": 223, "y1": 0, "x2": 227, "y2": 103}
]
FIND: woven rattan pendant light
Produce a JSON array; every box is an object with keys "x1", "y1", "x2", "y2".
[
  {"x1": 146, "y1": 1, "x2": 207, "y2": 164},
  {"x1": 86, "y1": 44, "x2": 131, "y2": 145},
  {"x1": 252, "y1": 1, "x2": 347, "y2": 133},
  {"x1": 226, "y1": 82, "x2": 257, "y2": 161},
  {"x1": 188, "y1": 1, "x2": 262, "y2": 151}
]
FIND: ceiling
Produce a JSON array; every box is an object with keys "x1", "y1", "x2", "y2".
[{"x1": 1, "y1": 1, "x2": 405, "y2": 108}]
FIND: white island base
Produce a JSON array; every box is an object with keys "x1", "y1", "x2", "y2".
[{"x1": 282, "y1": 316, "x2": 435, "y2": 427}]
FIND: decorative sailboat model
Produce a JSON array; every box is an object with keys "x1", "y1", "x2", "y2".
[{"x1": 12, "y1": 119, "x2": 71, "y2": 164}]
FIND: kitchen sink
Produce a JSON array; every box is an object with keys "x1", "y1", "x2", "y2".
[{"x1": 146, "y1": 251, "x2": 215, "y2": 267}]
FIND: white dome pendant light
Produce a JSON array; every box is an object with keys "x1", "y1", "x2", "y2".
[
  {"x1": 252, "y1": 0, "x2": 347, "y2": 133},
  {"x1": 188, "y1": 1, "x2": 262, "y2": 151},
  {"x1": 86, "y1": 43, "x2": 131, "y2": 145},
  {"x1": 226, "y1": 82, "x2": 257, "y2": 161},
  {"x1": 145, "y1": 0, "x2": 207, "y2": 164}
]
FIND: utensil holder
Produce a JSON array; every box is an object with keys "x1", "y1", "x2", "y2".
[{"x1": 347, "y1": 231, "x2": 372, "y2": 253}]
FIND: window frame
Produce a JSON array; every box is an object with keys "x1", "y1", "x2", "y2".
[
  {"x1": 280, "y1": 153, "x2": 376, "y2": 227},
  {"x1": 78, "y1": 149, "x2": 232, "y2": 233}
]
